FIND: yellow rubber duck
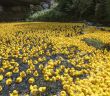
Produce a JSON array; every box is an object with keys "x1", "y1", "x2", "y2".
[
  {"x1": 33, "y1": 71, "x2": 39, "y2": 77},
  {"x1": 30, "y1": 85, "x2": 38, "y2": 95},
  {"x1": 20, "y1": 71, "x2": 26, "y2": 78},
  {"x1": 26, "y1": 69, "x2": 32, "y2": 74},
  {"x1": 44, "y1": 75, "x2": 49, "y2": 81},
  {"x1": 38, "y1": 87, "x2": 46, "y2": 92},
  {"x1": 0, "y1": 85, "x2": 2, "y2": 92},
  {"x1": 5, "y1": 72, "x2": 12, "y2": 77},
  {"x1": 55, "y1": 75, "x2": 61, "y2": 80},
  {"x1": 8, "y1": 65, "x2": 14, "y2": 70},
  {"x1": 33, "y1": 60, "x2": 38, "y2": 65},
  {"x1": 28, "y1": 77, "x2": 35, "y2": 84},
  {"x1": 6, "y1": 78, "x2": 12, "y2": 85},
  {"x1": 30, "y1": 89, "x2": 38, "y2": 95},
  {"x1": 13, "y1": 67, "x2": 19, "y2": 73},
  {"x1": 10, "y1": 90, "x2": 19, "y2": 96},
  {"x1": 0, "y1": 68, "x2": 4, "y2": 73},
  {"x1": 0, "y1": 75, "x2": 3, "y2": 81},
  {"x1": 38, "y1": 57, "x2": 43, "y2": 62},
  {"x1": 60, "y1": 91, "x2": 67, "y2": 96},
  {"x1": 16, "y1": 77, "x2": 23, "y2": 83},
  {"x1": 39, "y1": 64, "x2": 44, "y2": 70}
]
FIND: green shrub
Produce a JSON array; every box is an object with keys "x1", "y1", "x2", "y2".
[
  {"x1": 82, "y1": 38, "x2": 105, "y2": 49},
  {"x1": 103, "y1": 43, "x2": 110, "y2": 51},
  {"x1": 28, "y1": 9, "x2": 68, "y2": 21}
]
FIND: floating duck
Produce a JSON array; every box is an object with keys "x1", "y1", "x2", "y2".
[
  {"x1": 0, "y1": 75, "x2": 3, "y2": 81},
  {"x1": 0, "y1": 68, "x2": 4, "y2": 73},
  {"x1": 20, "y1": 71, "x2": 26, "y2": 78},
  {"x1": 0, "y1": 85, "x2": 2, "y2": 92},
  {"x1": 33, "y1": 71, "x2": 39, "y2": 77},
  {"x1": 6, "y1": 78, "x2": 12, "y2": 85},
  {"x1": 10, "y1": 90, "x2": 19, "y2": 96},
  {"x1": 16, "y1": 77, "x2": 23, "y2": 83},
  {"x1": 13, "y1": 67, "x2": 19, "y2": 73},
  {"x1": 26, "y1": 69, "x2": 32, "y2": 74},
  {"x1": 60, "y1": 91, "x2": 67, "y2": 96},
  {"x1": 28, "y1": 77, "x2": 35, "y2": 84},
  {"x1": 5, "y1": 72, "x2": 12, "y2": 77},
  {"x1": 38, "y1": 87, "x2": 46, "y2": 92},
  {"x1": 39, "y1": 64, "x2": 44, "y2": 70}
]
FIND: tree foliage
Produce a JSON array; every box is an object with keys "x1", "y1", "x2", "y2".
[
  {"x1": 55, "y1": 0, "x2": 110, "y2": 22},
  {"x1": 0, "y1": 0, "x2": 110, "y2": 22}
]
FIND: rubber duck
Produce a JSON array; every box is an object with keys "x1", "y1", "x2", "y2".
[
  {"x1": 28, "y1": 77, "x2": 35, "y2": 84},
  {"x1": 6, "y1": 78, "x2": 12, "y2": 85},
  {"x1": 0, "y1": 75, "x2": 3, "y2": 81}
]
